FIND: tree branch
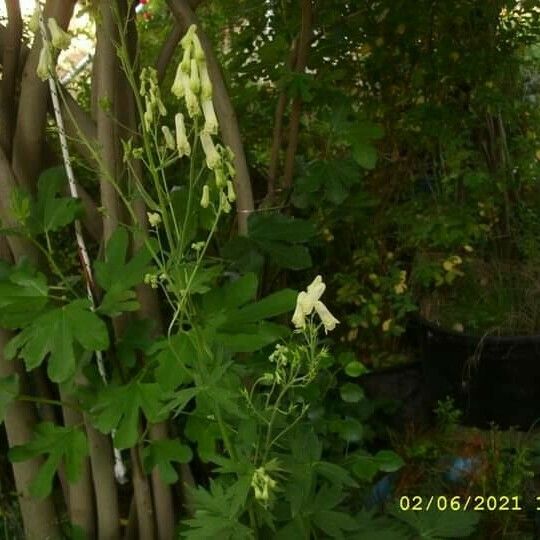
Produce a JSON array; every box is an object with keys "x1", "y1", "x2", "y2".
[
  {"x1": 0, "y1": 1, "x2": 23, "y2": 157},
  {"x1": 282, "y1": 0, "x2": 313, "y2": 190}
]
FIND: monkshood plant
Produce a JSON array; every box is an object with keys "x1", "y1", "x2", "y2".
[{"x1": 0, "y1": 14, "x2": 405, "y2": 540}]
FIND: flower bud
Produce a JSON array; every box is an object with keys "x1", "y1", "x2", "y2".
[
  {"x1": 202, "y1": 97, "x2": 218, "y2": 134},
  {"x1": 214, "y1": 168, "x2": 226, "y2": 188},
  {"x1": 161, "y1": 126, "x2": 176, "y2": 150},
  {"x1": 147, "y1": 212, "x2": 162, "y2": 227},
  {"x1": 181, "y1": 24, "x2": 197, "y2": 50},
  {"x1": 175, "y1": 113, "x2": 191, "y2": 157},
  {"x1": 227, "y1": 180, "x2": 236, "y2": 203},
  {"x1": 29, "y1": 8, "x2": 40, "y2": 33},
  {"x1": 200, "y1": 133, "x2": 221, "y2": 170},
  {"x1": 180, "y1": 46, "x2": 191, "y2": 74},
  {"x1": 200, "y1": 184, "x2": 210, "y2": 208},
  {"x1": 192, "y1": 33, "x2": 205, "y2": 62},
  {"x1": 199, "y1": 62, "x2": 212, "y2": 99},
  {"x1": 190, "y1": 59, "x2": 200, "y2": 94},
  {"x1": 185, "y1": 86, "x2": 200, "y2": 118},
  {"x1": 172, "y1": 67, "x2": 190, "y2": 99},
  {"x1": 36, "y1": 45, "x2": 53, "y2": 81},
  {"x1": 220, "y1": 191, "x2": 231, "y2": 214},
  {"x1": 48, "y1": 18, "x2": 71, "y2": 50}
]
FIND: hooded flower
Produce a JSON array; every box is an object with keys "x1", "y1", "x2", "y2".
[
  {"x1": 226, "y1": 180, "x2": 236, "y2": 203},
  {"x1": 219, "y1": 190, "x2": 231, "y2": 214},
  {"x1": 185, "y1": 86, "x2": 200, "y2": 118},
  {"x1": 291, "y1": 275, "x2": 339, "y2": 332},
  {"x1": 161, "y1": 126, "x2": 176, "y2": 150},
  {"x1": 192, "y1": 33, "x2": 205, "y2": 62},
  {"x1": 200, "y1": 132, "x2": 221, "y2": 170},
  {"x1": 29, "y1": 8, "x2": 40, "y2": 33},
  {"x1": 202, "y1": 97, "x2": 218, "y2": 135},
  {"x1": 36, "y1": 45, "x2": 53, "y2": 81},
  {"x1": 199, "y1": 62, "x2": 212, "y2": 99},
  {"x1": 200, "y1": 184, "x2": 210, "y2": 208},
  {"x1": 171, "y1": 65, "x2": 190, "y2": 99},
  {"x1": 175, "y1": 113, "x2": 191, "y2": 157},
  {"x1": 189, "y1": 59, "x2": 200, "y2": 94},
  {"x1": 48, "y1": 18, "x2": 71, "y2": 50}
]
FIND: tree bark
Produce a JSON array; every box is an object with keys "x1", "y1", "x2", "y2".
[
  {"x1": 282, "y1": 0, "x2": 313, "y2": 190},
  {"x1": 0, "y1": 0, "x2": 22, "y2": 157},
  {"x1": 12, "y1": 0, "x2": 77, "y2": 193}
]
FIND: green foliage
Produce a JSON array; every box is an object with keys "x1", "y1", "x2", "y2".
[
  {"x1": 5, "y1": 299, "x2": 109, "y2": 382},
  {"x1": 95, "y1": 228, "x2": 154, "y2": 316},
  {"x1": 391, "y1": 507, "x2": 480, "y2": 539},
  {"x1": 92, "y1": 381, "x2": 168, "y2": 449},
  {"x1": 0, "y1": 261, "x2": 48, "y2": 328},
  {"x1": 9, "y1": 422, "x2": 88, "y2": 498},
  {"x1": 142, "y1": 438, "x2": 193, "y2": 484}
]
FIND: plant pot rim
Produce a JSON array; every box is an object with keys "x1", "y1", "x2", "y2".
[{"x1": 411, "y1": 313, "x2": 540, "y2": 345}]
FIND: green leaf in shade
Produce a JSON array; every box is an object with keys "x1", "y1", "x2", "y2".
[
  {"x1": 340, "y1": 383, "x2": 365, "y2": 403},
  {"x1": 92, "y1": 381, "x2": 168, "y2": 449},
  {"x1": 0, "y1": 261, "x2": 49, "y2": 328},
  {"x1": 142, "y1": 438, "x2": 193, "y2": 484},
  {"x1": 8, "y1": 422, "x2": 88, "y2": 498},
  {"x1": 31, "y1": 167, "x2": 83, "y2": 233},
  {"x1": 5, "y1": 299, "x2": 109, "y2": 383},
  {"x1": 344, "y1": 360, "x2": 368, "y2": 377}
]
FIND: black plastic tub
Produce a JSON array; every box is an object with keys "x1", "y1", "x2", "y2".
[{"x1": 409, "y1": 315, "x2": 540, "y2": 429}]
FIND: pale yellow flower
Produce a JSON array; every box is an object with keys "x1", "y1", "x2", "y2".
[
  {"x1": 36, "y1": 45, "x2": 53, "y2": 81},
  {"x1": 48, "y1": 18, "x2": 71, "y2": 50},
  {"x1": 314, "y1": 300, "x2": 340, "y2": 333},
  {"x1": 200, "y1": 62, "x2": 213, "y2": 99},
  {"x1": 171, "y1": 65, "x2": 189, "y2": 98},
  {"x1": 189, "y1": 59, "x2": 200, "y2": 94},
  {"x1": 202, "y1": 98, "x2": 218, "y2": 135},
  {"x1": 161, "y1": 126, "x2": 176, "y2": 150},
  {"x1": 200, "y1": 133, "x2": 221, "y2": 169},
  {"x1": 382, "y1": 319, "x2": 392, "y2": 332},
  {"x1": 227, "y1": 180, "x2": 236, "y2": 203},
  {"x1": 175, "y1": 113, "x2": 191, "y2": 157},
  {"x1": 200, "y1": 185, "x2": 210, "y2": 208},
  {"x1": 147, "y1": 212, "x2": 161, "y2": 227},
  {"x1": 291, "y1": 275, "x2": 339, "y2": 332}
]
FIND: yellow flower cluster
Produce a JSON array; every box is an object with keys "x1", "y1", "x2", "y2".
[
  {"x1": 170, "y1": 25, "x2": 236, "y2": 213},
  {"x1": 36, "y1": 16, "x2": 72, "y2": 81}
]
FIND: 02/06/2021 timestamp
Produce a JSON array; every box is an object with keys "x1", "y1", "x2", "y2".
[{"x1": 398, "y1": 495, "x2": 526, "y2": 512}]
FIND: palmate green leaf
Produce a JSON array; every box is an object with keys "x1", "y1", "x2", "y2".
[
  {"x1": 181, "y1": 480, "x2": 252, "y2": 540},
  {"x1": 0, "y1": 261, "x2": 49, "y2": 328},
  {"x1": 92, "y1": 381, "x2": 168, "y2": 449},
  {"x1": 8, "y1": 422, "x2": 88, "y2": 498},
  {"x1": 155, "y1": 332, "x2": 196, "y2": 392},
  {"x1": 4, "y1": 299, "x2": 109, "y2": 383},
  {"x1": 94, "y1": 228, "x2": 154, "y2": 316},
  {"x1": 249, "y1": 214, "x2": 316, "y2": 244},
  {"x1": 0, "y1": 375, "x2": 19, "y2": 424},
  {"x1": 142, "y1": 438, "x2": 193, "y2": 484},
  {"x1": 95, "y1": 228, "x2": 154, "y2": 292},
  {"x1": 349, "y1": 450, "x2": 405, "y2": 482},
  {"x1": 390, "y1": 506, "x2": 480, "y2": 539},
  {"x1": 30, "y1": 167, "x2": 83, "y2": 233},
  {"x1": 201, "y1": 276, "x2": 296, "y2": 352}
]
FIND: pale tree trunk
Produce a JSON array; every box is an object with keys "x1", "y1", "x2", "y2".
[{"x1": 12, "y1": 0, "x2": 76, "y2": 192}]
